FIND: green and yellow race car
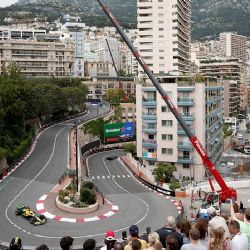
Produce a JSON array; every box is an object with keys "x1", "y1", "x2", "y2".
[{"x1": 15, "y1": 205, "x2": 47, "y2": 225}]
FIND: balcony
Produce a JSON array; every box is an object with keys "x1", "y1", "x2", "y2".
[
  {"x1": 142, "y1": 152, "x2": 157, "y2": 161},
  {"x1": 177, "y1": 157, "x2": 193, "y2": 164},
  {"x1": 177, "y1": 142, "x2": 193, "y2": 151},
  {"x1": 178, "y1": 127, "x2": 194, "y2": 135},
  {"x1": 142, "y1": 125, "x2": 157, "y2": 133},
  {"x1": 142, "y1": 139, "x2": 157, "y2": 149},
  {"x1": 142, "y1": 98, "x2": 157, "y2": 107},
  {"x1": 177, "y1": 98, "x2": 194, "y2": 106},
  {"x1": 142, "y1": 113, "x2": 157, "y2": 120},
  {"x1": 181, "y1": 113, "x2": 194, "y2": 121}
]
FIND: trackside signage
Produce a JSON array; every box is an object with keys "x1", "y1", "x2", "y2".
[{"x1": 104, "y1": 122, "x2": 135, "y2": 142}]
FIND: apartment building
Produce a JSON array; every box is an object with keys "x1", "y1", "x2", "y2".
[
  {"x1": 84, "y1": 62, "x2": 116, "y2": 78},
  {"x1": 66, "y1": 22, "x2": 86, "y2": 77},
  {"x1": 220, "y1": 32, "x2": 248, "y2": 62},
  {"x1": 86, "y1": 77, "x2": 136, "y2": 100},
  {"x1": 0, "y1": 26, "x2": 46, "y2": 40},
  {"x1": 223, "y1": 80, "x2": 240, "y2": 117},
  {"x1": 91, "y1": 37, "x2": 120, "y2": 70},
  {"x1": 0, "y1": 39, "x2": 74, "y2": 78},
  {"x1": 136, "y1": 76, "x2": 224, "y2": 181},
  {"x1": 137, "y1": 0, "x2": 191, "y2": 75},
  {"x1": 200, "y1": 58, "x2": 246, "y2": 115}
]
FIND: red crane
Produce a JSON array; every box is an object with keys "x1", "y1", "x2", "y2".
[{"x1": 97, "y1": 0, "x2": 237, "y2": 202}]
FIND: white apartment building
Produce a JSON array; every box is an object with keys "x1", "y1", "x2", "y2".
[
  {"x1": 0, "y1": 39, "x2": 74, "y2": 78},
  {"x1": 136, "y1": 76, "x2": 224, "y2": 181},
  {"x1": 220, "y1": 32, "x2": 248, "y2": 62},
  {"x1": 137, "y1": 0, "x2": 191, "y2": 75},
  {"x1": 65, "y1": 22, "x2": 87, "y2": 77},
  {"x1": 91, "y1": 37, "x2": 120, "y2": 70},
  {"x1": 0, "y1": 26, "x2": 46, "y2": 40}
]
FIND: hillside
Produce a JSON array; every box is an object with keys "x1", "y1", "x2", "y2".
[{"x1": 0, "y1": 0, "x2": 249, "y2": 40}]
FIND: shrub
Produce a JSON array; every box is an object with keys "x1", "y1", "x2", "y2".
[
  {"x1": 169, "y1": 181, "x2": 180, "y2": 191},
  {"x1": 80, "y1": 187, "x2": 96, "y2": 205},
  {"x1": 59, "y1": 190, "x2": 65, "y2": 202},
  {"x1": 82, "y1": 182, "x2": 94, "y2": 190}
]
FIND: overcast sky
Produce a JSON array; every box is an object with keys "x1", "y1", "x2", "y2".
[{"x1": 0, "y1": 0, "x2": 18, "y2": 7}]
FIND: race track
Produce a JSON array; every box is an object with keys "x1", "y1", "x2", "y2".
[{"x1": 0, "y1": 105, "x2": 178, "y2": 248}]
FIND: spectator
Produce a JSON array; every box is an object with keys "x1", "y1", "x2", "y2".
[
  {"x1": 231, "y1": 204, "x2": 250, "y2": 249},
  {"x1": 240, "y1": 201, "x2": 244, "y2": 213},
  {"x1": 36, "y1": 245, "x2": 49, "y2": 250},
  {"x1": 124, "y1": 225, "x2": 147, "y2": 250},
  {"x1": 145, "y1": 232, "x2": 161, "y2": 250},
  {"x1": 83, "y1": 239, "x2": 96, "y2": 250},
  {"x1": 100, "y1": 231, "x2": 117, "y2": 250},
  {"x1": 194, "y1": 218, "x2": 209, "y2": 247},
  {"x1": 153, "y1": 241, "x2": 162, "y2": 250},
  {"x1": 165, "y1": 235, "x2": 179, "y2": 250},
  {"x1": 208, "y1": 226, "x2": 226, "y2": 250},
  {"x1": 131, "y1": 240, "x2": 142, "y2": 250},
  {"x1": 228, "y1": 220, "x2": 248, "y2": 250},
  {"x1": 60, "y1": 236, "x2": 74, "y2": 250},
  {"x1": 180, "y1": 228, "x2": 206, "y2": 250},
  {"x1": 179, "y1": 219, "x2": 191, "y2": 244},
  {"x1": 156, "y1": 216, "x2": 183, "y2": 249},
  {"x1": 207, "y1": 206, "x2": 231, "y2": 241},
  {"x1": 114, "y1": 242, "x2": 124, "y2": 250},
  {"x1": 9, "y1": 237, "x2": 22, "y2": 250}
]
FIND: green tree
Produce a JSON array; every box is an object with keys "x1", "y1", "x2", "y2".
[
  {"x1": 82, "y1": 118, "x2": 108, "y2": 142},
  {"x1": 106, "y1": 88, "x2": 125, "y2": 105},
  {"x1": 61, "y1": 86, "x2": 87, "y2": 113},
  {"x1": 30, "y1": 83, "x2": 67, "y2": 122},
  {"x1": 152, "y1": 162, "x2": 177, "y2": 183},
  {"x1": 123, "y1": 143, "x2": 136, "y2": 156}
]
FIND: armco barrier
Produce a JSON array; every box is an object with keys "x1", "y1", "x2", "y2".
[
  {"x1": 0, "y1": 110, "x2": 88, "y2": 181},
  {"x1": 120, "y1": 157, "x2": 176, "y2": 197}
]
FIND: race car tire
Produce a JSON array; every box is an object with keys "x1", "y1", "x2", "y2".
[
  {"x1": 39, "y1": 215, "x2": 45, "y2": 220},
  {"x1": 15, "y1": 210, "x2": 21, "y2": 216},
  {"x1": 30, "y1": 218, "x2": 35, "y2": 225}
]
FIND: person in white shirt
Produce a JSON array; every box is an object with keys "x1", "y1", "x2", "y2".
[{"x1": 228, "y1": 220, "x2": 248, "y2": 250}]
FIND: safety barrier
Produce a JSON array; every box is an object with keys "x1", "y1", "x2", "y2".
[{"x1": 0, "y1": 110, "x2": 88, "y2": 181}]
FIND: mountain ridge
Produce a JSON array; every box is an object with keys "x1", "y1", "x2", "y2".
[{"x1": 0, "y1": 0, "x2": 249, "y2": 40}]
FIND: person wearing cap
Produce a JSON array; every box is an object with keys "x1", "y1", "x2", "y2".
[
  {"x1": 124, "y1": 225, "x2": 147, "y2": 250},
  {"x1": 100, "y1": 231, "x2": 117, "y2": 250},
  {"x1": 156, "y1": 216, "x2": 183, "y2": 249}
]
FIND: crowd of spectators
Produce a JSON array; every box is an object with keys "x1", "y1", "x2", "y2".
[{"x1": 7, "y1": 204, "x2": 250, "y2": 250}]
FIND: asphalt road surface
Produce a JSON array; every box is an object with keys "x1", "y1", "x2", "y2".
[{"x1": 0, "y1": 104, "x2": 178, "y2": 248}]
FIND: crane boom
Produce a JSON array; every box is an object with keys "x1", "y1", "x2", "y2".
[
  {"x1": 96, "y1": 0, "x2": 237, "y2": 202},
  {"x1": 105, "y1": 38, "x2": 122, "y2": 89}
]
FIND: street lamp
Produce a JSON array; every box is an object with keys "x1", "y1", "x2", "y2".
[{"x1": 74, "y1": 120, "x2": 79, "y2": 193}]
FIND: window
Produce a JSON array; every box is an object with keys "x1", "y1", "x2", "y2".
[
  {"x1": 148, "y1": 134, "x2": 155, "y2": 140},
  {"x1": 162, "y1": 120, "x2": 173, "y2": 127},
  {"x1": 158, "y1": 13, "x2": 164, "y2": 17},
  {"x1": 159, "y1": 56, "x2": 164, "y2": 60},
  {"x1": 162, "y1": 148, "x2": 173, "y2": 155},
  {"x1": 158, "y1": 6, "x2": 163, "y2": 9},
  {"x1": 159, "y1": 35, "x2": 164, "y2": 38},
  {"x1": 159, "y1": 64, "x2": 164, "y2": 67},
  {"x1": 159, "y1": 49, "x2": 164, "y2": 52},
  {"x1": 162, "y1": 134, "x2": 173, "y2": 141},
  {"x1": 183, "y1": 164, "x2": 190, "y2": 169},
  {"x1": 148, "y1": 148, "x2": 155, "y2": 153},
  {"x1": 161, "y1": 106, "x2": 167, "y2": 112},
  {"x1": 159, "y1": 28, "x2": 164, "y2": 31},
  {"x1": 149, "y1": 161, "x2": 155, "y2": 166}
]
